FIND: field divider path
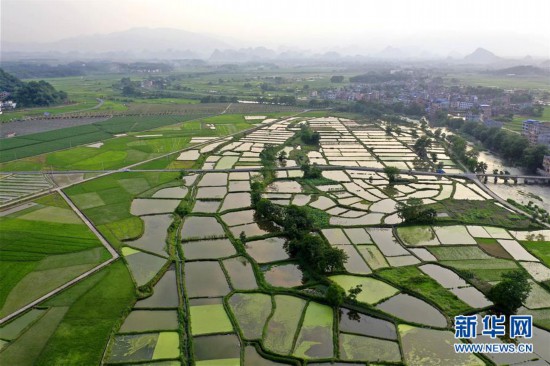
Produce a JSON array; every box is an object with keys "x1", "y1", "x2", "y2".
[
  {"x1": 0, "y1": 109, "x2": 309, "y2": 208},
  {"x1": 57, "y1": 188, "x2": 120, "y2": 259},
  {"x1": 0, "y1": 111, "x2": 314, "y2": 324},
  {"x1": 470, "y1": 177, "x2": 550, "y2": 229},
  {"x1": 0, "y1": 257, "x2": 118, "y2": 325},
  {"x1": 0, "y1": 189, "x2": 121, "y2": 325}
]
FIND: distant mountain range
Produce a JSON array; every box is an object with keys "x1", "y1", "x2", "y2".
[
  {"x1": 2, "y1": 27, "x2": 229, "y2": 59},
  {"x1": 2, "y1": 28, "x2": 548, "y2": 66}
]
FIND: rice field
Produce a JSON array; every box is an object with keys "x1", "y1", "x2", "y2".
[{"x1": 3, "y1": 114, "x2": 550, "y2": 365}]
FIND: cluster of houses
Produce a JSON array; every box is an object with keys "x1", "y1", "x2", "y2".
[
  {"x1": 0, "y1": 95, "x2": 17, "y2": 114},
  {"x1": 311, "y1": 74, "x2": 542, "y2": 129}
]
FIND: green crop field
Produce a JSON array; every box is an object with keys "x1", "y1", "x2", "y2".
[
  {"x1": 0, "y1": 260, "x2": 136, "y2": 365},
  {"x1": 0, "y1": 193, "x2": 110, "y2": 317},
  {"x1": 0, "y1": 113, "x2": 257, "y2": 169},
  {"x1": 377, "y1": 266, "x2": 472, "y2": 316},
  {"x1": 65, "y1": 171, "x2": 178, "y2": 245},
  {"x1": 521, "y1": 240, "x2": 550, "y2": 266},
  {"x1": 445, "y1": 73, "x2": 550, "y2": 91},
  {"x1": 1, "y1": 95, "x2": 549, "y2": 366}
]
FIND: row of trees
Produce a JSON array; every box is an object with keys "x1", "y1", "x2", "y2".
[
  {"x1": 253, "y1": 145, "x2": 347, "y2": 275},
  {"x1": 433, "y1": 116, "x2": 548, "y2": 173},
  {"x1": 251, "y1": 182, "x2": 347, "y2": 274}
]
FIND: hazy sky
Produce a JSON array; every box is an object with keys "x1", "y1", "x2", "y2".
[{"x1": 2, "y1": 0, "x2": 549, "y2": 56}]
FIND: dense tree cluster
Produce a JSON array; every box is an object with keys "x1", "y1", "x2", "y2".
[
  {"x1": 286, "y1": 234, "x2": 347, "y2": 274},
  {"x1": 339, "y1": 100, "x2": 425, "y2": 118},
  {"x1": 299, "y1": 124, "x2": 320, "y2": 145},
  {"x1": 0, "y1": 69, "x2": 68, "y2": 108},
  {"x1": 441, "y1": 119, "x2": 548, "y2": 173},
  {"x1": 413, "y1": 136, "x2": 433, "y2": 159},
  {"x1": 488, "y1": 270, "x2": 531, "y2": 315},
  {"x1": 300, "y1": 162, "x2": 323, "y2": 179},
  {"x1": 396, "y1": 198, "x2": 437, "y2": 224},
  {"x1": 383, "y1": 166, "x2": 400, "y2": 183},
  {"x1": 0, "y1": 68, "x2": 25, "y2": 91},
  {"x1": 254, "y1": 195, "x2": 347, "y2": 274},
  {"x1": 251, "y1": 148, "x2": 347, "y2": 275}
]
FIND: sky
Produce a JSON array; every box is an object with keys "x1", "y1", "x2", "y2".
[{"x1": 2, "y1": 0, "x2": 550, "y2": 57}]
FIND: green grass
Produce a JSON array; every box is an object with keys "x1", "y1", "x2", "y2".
[
  {"x1": 440, "y1": 259, "x2": 519, "y2": 281},
  {"x1": 190, "y1": 304, "x2": 233, "y2": 336},
  {"x1": 33, "y1": 261, "x2": 135, "y2": 365},
  {"x1": 396, "y1": 226, "x2": 439, "y2": 246},
  {"x1": 329, "y1": 275, "x2": 399, "y2": 305},
  {"x1": 65, "y1": 172, "x2": 177, "y2": 246},
  {"x1": 301, "y1": 205, "x2": 330, "y2": 228},
  {"x1": 0, "y1": 307, "x2": 69, "y2": 365},
  {"x1": 17, "y1": 205, "x2": 82, "y2": 224},
  {"x1": 151, "y1": 332, "x2": 180, "y2": 359},
  {"x1": 428, "y1": 246, "x2": 492, "y2": 260},
  {"x1": 263, "y1": 295, "x2": 306, "y2": 355},
  {"x1": 377, "y1": 266, "x2": 471, "y2": 316},
  {"x1": 0, "y1": 217, "x2": 101, "y2": 259},
  {"x1": 0, "y1": 115, "x2": 197, "y2": 166},
  {"x1": 429, "y1": 199, "x2": 532, "y2": 229},
  {"x1": 1, "y1": 263, "x2": 98, "y2": 317},
  {"x1": 445, "y1": 73, "x2": 550, "y2": 91},
  {"x1": 0, "y1": 192, "x2": 110, "y2": 315},
  {"x1": 0, "y1": 113, "x2": 256, "y2": 170},
  {"x1": 0, "y1": 261, "x2": 38, "y2": 312},
  {"x1": 521, "y1": 241, "x2": 550, "y2": 266},
  {"x1": 228, "y1": 293, "x2": 272, "y2": 340}
]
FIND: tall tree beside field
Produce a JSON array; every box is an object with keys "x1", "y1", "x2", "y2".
[{"x1": 488, "y1": 270, "x2": 531, "y2": 315}]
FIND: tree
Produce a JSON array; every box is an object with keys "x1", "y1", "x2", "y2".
[
  {"x1": 413, "y1": 136, "x2": 433, "y2": 159},
  {"x1": 301, "y1": 162, "x2": 322, "y2": 179},
  {"x1": 430, "y1": 152, "x2": 438, "y2": 162},
  {"x1": 300, "y1": 124, "x2": 320, "y2": 145},
  {"x1": 330, "y1": 75, "x2": 345, "y2": 83},
  {"x1": 175, "y1": 204, "x2": 189, "y2": 217},
  {"x1": 383, "y1": 166, "x2": 400, "y2": 183},
  {"x1": 523, "y1": 144, "x2": 549, "y2": 173},
  {"x1": 326, "y1": 283, "x2": 346, "y2": 307},
  {"x1": 286, "y1": 235, "x2": 347, "y2": 273},
  {"x1": 396, "y1": 198, "x2": 436, "y2": 224},
  {"x1": 475, "y1": 161, "x2": 488, "y2": 174},
  {"x1": 488, "y1": 270, "x2": 531, "y2": 314},
  {"x1": 239, "y1": 231, "x2": 247, "y2": 243},
  {"x1": 347, "y1": 284, "x2": 363, "y2": 302},
  {"x1": 278, "y1": 151, "x2": 287, "y2": 162}
]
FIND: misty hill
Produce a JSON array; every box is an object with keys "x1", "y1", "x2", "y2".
[
  {"x1": 3, "y1": 28, "x2": 229, "y2": 58},
  {"x1": 463, "y1": 48, "x2": 502, "y2": 64},
  {"x1": 377, "y1": 46, "x2": 407, "y2": 59}
]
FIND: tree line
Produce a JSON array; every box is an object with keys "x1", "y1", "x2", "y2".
[{"x1": 433, "y1": 115, "x2": 548, "y2": 173}]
